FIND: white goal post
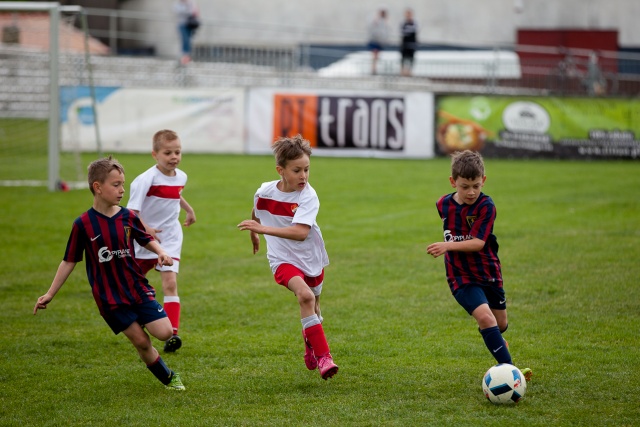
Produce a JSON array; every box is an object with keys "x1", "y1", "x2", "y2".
[{"x1": 0, "y1": 2, "x2": 100, "y2": 191}]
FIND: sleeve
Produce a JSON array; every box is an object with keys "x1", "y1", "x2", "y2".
[
  {"x1": 63, "y1": 220, "x2": 85, "y2": 263},
  {"x1": 126, "y1": 171, "x2": 151, "y2": 211},
  {"x1": 470, "y1": 200, "x2": 496, "y2": 242},
  {"x1": 291, "y1": 187, "x2": 319, "y2": 226}
]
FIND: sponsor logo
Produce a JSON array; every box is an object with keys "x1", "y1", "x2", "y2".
[
  {"x1": 90, "y1": 234, "x2": 101, "y2": 241},
  {"x1": 502, "y1": 101, "x2": 550, "y2": 133},
  {"x1": 444, "y1": 230, "x2": 473, "y2": 242},
  {"x1": 98, "y1": 246, "x2": 131, "y2": 263},
  {"x1": 291, "y1": 203, "x2": 298, "y2": 214},
  {"x1": 273, "y1": 94, "x2": 406, "y2": 151}
]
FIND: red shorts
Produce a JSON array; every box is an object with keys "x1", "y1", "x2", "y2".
[
  {"x1": 274, "y1": 264, "x2": 324, "y2": 289},
  {"x1": 136, "y1": 258, "x2": 158, "y2": 275}
]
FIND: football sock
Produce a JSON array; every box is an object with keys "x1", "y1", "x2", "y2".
[
  {"x1": 301, "y1": 314, "x2": 321, "y2": 329},
  {"x1": 147, "y1": 355, "x2": 173, "y2": 385},
  {"x1": 164, "y1": 296, "x2": 181, "y2": 335},
  {"x1": 304, "y1": 323, "x2": 330, "y2": 358},
  {"x1": 480, "y1": 326, "x2": 513, "y2": 364}
]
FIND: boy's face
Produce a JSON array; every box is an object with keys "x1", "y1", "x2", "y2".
[
  {"x1": 276, "y1": 155, "x2": 310, "y2": 192},
  {"x1": 450, "y1": 175, "x2": 486, "y2": 205},
  {"x1": 94, "y1": 169, "x2": 126, "y2": 206},
  {"x1": 152, "y1": 138, "x2": 182, "y2": 175}
]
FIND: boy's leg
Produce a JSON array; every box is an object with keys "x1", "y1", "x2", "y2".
[
  {"x1": 121, "y1": 320, "x2": 182, "y2": 388},
  {"x1": 161, "y1": 270, "x2": 182, "y2": 352},
  {"x1": 289, "y1": 277, "x2": 338, "y2": 379},
  {"x1": 161, "y1": 271, "x2": 180, "y2": 335},
  {"x1": 473, "y1": 305, "x2": 513, "y2": 364}
]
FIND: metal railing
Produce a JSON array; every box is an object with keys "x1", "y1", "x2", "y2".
[{"x1": 4, "y1": 6, "x2": 640, "y2": 96}]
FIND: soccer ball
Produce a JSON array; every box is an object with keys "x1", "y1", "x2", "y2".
[{"x1": 482, "y1": 363, "x2": 527, "y2": 404}]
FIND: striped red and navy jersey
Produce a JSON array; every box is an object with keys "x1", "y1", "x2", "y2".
[
  {"x1": 436, "y1": 192, "x2": 502, "y2": 291},
  {"x1": 63, "y1": 207, "x2": 157, "y2": 316}
]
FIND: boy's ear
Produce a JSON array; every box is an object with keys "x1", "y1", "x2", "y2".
[
  {"x1": 449, "y1": 176, "x2": 456, "y2": 187},
  {"x1": 276, "y1": 165, "x2": 283, "y2": 176}
]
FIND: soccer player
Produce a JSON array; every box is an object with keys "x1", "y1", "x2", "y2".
[
  {"x1": 33, "y1": 156, "x2": 185, "y2": 390},
  {"x1": 127, "y1": 129, "x2": 196, "y2": 353},
  {"x1": 237, "y1": 134, "x2": 339, "y2": 380},
  {"x1": 426, "y1": 150, "x2": 532, "y2": 380}
]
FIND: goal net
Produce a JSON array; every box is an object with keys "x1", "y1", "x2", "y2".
[{"x1": 0, "y1": 2, "x2": 105, "y2": 191}]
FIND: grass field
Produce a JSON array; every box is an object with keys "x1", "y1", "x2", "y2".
[{"x1": 1, "y1": 154, "x2": 639, "y2": 426}]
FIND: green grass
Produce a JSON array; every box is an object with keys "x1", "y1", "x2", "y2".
[{"x1": 1, "y1": 154, "x2": 639, "y2": 426}]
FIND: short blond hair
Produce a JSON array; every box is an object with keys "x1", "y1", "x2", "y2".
[{"x1": 152, "y1": 129, "x2": 179, "y2": 152}]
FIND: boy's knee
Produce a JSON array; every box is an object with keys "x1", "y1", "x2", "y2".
[{"x1": 297, "y1": 289, "x2": 315, "y2": 307}]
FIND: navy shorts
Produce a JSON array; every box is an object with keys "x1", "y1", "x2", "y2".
[
  {"x1": 103, "y1": 300, "x2": 167, "y2": 334},
  {"x1": 452, "y1": 283, "x2": 506, "y2": 315}
]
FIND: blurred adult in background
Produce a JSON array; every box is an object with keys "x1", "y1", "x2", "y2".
[
  {"x1": 400, "y1": 8, "x2": 418, "y2": 76},
  {"x1": 367, "y1": 8, "x2": 390, "y2": 75},
  {"x1": 174, "y1": 0, "x2": 199, "y2": 65}
]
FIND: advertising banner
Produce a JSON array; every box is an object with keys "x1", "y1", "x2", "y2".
[
  {"x1": 61, "y1": 87, "x2": 245, "y2": 153},
  {"x1": 436, "y1": 96, "x2": 640, "y2": 159},
  {"x1": 248, "y1": 88, "x2": 434, "y2": 158}
]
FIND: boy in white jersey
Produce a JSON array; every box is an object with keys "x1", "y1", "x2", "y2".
[
  {"x1": 127, "y1": 129, "x2": 196, "y2": 352},
  {"x1": 237, "y1": 134, "x2": 338, "y2": 380}
]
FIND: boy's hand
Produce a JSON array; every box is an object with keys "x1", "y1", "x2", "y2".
[
  {"x1": 157, "y1": 253, "x2": 174, "y2": 267},
  {"x1": 237, "y1": 220, "x2": 263, "y2": 234},
  {"x1": 426, "y1": 242, "x2": 447, "y2": 258},
  {"x1": 33, "y1": 294, "x2": 53, "y2": 315},
  {"x1": 250, "y1": 232, "x2": 260, "y2": 254},
  {"x1": 183, "y1": 212, "x2": 196, "y2": 227}
]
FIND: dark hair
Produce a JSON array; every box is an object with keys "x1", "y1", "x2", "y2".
[
  {"x1": 450, "y1": 150, "x2": 485, "y2": 180},
  {"x1": 152, "y1": 129, "x2": 179, "y2": 152},
  {"x1": 272, "y1": 134, "x2": 312, "y2": 168},
  {"x1": 87, "y1": 155, "x2": 124, "y2": 194}
]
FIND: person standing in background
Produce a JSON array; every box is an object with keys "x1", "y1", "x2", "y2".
[
  {"x1": 400, "y1": 8, "x2": 418, "y2": 76},
  {"x1": 367, "y1": 8, "x2": 390, "y2": 75},
  {"x1": 174, "y1": 0, "x2": 199, "y2": 65}
]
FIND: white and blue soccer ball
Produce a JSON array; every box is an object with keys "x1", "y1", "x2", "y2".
[{"x1": 482, "y1": 363, "x2": 527, "y2": 404}]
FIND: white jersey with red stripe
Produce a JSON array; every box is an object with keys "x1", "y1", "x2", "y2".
[
  {"x1": 127, "y1": 165, "x2": 187, "y2": 260},
  {"x1": 254, "y1": 180, "x2": 329, "y2": 277}
]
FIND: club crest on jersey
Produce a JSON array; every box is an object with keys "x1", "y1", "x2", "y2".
[
  {"x1": 124, "y1": 226, "x2": 131, "y2": 242},
  {"x1": 291, "y1": 203, "x2": 299, "y2": 214},
  {"x1": 466, "y1": 216, "x2": 477, "y2": 227}
]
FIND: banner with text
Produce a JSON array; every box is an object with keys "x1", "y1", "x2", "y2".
[
  {"x1": 61, "y1": 87, "x2": 245, "y2": 153},
  {"x1": 436, "y1": 96, "x2": 640, "y2": 159},
  {"x1": 247, "y1": 88, "x2": 434, "y2": 158}
]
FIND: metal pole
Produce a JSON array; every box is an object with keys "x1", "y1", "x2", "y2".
[{"x1": 48, "y1": 4, "x2": 60, "y2": 191}]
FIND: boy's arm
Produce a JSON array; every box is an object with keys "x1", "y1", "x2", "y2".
[
  {"x1": 180, "y1": 196, "x2": 196, "y2": 227},
  {"x1": 237, "y1": 215, "x2": 311, "y2": 242},
  {"x1": 143, "y1": 240, "x2": 174, "y2": 267},
  {"x1": 426, "y1": 237, "x2": 485, "y2": 258},
  {"x1": 34, "y1": 260, "x2": 77, "y2": 314}
]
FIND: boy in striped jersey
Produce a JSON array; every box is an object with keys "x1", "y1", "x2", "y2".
[
  {"x1": 34, "y1": 156, "x2": 185, "y2": 390},
  {"x1": 427, "y1": 150, "x2": 531, "y2": 380},
  {"x1": 237, "y1": 135, "x2": 338, "y2": 380}
]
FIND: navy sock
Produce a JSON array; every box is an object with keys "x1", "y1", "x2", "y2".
[
  {"x1": 147, "y1": 356, "x2": 174, "y2": 385},
  {"x1": 480, "y1": 326, "x2": 512, "y2": 364}
]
